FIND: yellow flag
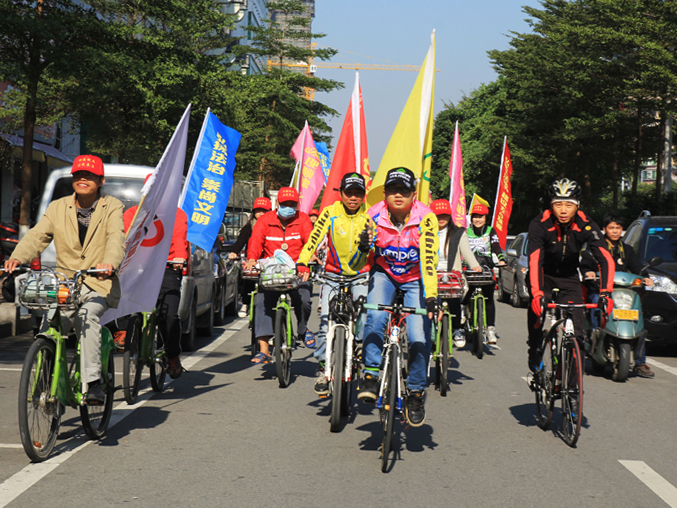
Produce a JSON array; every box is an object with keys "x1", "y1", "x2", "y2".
[
  {"x1": 468, "y1": 193, "x2": 490, "y2": 214},
  {"x1": 367, "y1": 31, "x2": 436, "y2": 207}
]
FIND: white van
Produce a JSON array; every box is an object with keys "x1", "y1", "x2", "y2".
[{"x1": 35, "y1": 164, "x2": 234, "y2": 350}]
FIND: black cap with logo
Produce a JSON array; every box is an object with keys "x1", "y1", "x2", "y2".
[
  {"x1": 384, "y1": 167, "x2": 416, "y2": 191},
  {"x1": 340, "y1": 172, "x2": 366, "y2": 192}
]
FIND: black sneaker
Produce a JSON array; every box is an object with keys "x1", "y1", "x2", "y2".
[
  {"x1": 85, "y1": 380, "x2": 105, "y2": 405},
  {"x1": 357, "y1": 372, "x2": 379, "y2": 403},
  {"x1": 528, "y1": 349, "x2": 542, "y2": 373},
  {"x1": 314, "y1": 367, "x2": 329, "y2": 396},
  {"x1": 406, "y1": 390, "x2": 426, "y2": 427}
]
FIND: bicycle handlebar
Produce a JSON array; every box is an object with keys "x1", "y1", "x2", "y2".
[
  {"x1": 315, "y1": 272, "x2": 369, "y2": 285},
  {"x1": 546, "y1": 302, "x2": 599, "y2": 310},
  {"x1": 363, "y1": 302, "x2": 427, "y2": 316}
]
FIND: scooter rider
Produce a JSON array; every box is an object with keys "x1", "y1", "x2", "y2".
[
  {"x1": 527, "y1": 178, "x2": 615, "y2": 372},
  {"x1": 583, "y1": 213, "x2": 655, "y2": 378}
]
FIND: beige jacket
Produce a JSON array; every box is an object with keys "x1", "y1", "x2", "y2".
[{"x1": 11, "y1": 193, "x2": 126, "y2": 307}]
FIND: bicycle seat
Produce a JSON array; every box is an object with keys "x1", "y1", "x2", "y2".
[{"x1": 394, "y1": 289, "x2": 405, "y2": 305}]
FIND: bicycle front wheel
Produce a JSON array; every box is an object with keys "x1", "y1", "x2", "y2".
[
  {"x1": 274, "y1": 306, "x2": 292, "y2": 388},
  {"x1": 123, "y1": 315, "x2": 143, "y2": 404},
  {"x1": 330, "y1": 327, "x2": 345, "y2": 432},
  {"x1": 476, "y1": 298, "x2": 485, "y2": 359},
  {"x1": 81, "y1": 351, "x2": 115, "y2": 440},
  {"x1": 439, "y1": 314, "x2": 450, "y2": 397},
  {"x1": 535, "y1": 329, "x2": 556, "y2": 430},
  {"x1": 561, "y1": 338, "x2": 583, "y2": 447},
  {"x1": 149, "y1": 326, "x2": 167, "y2": 392},
  {"x1": 381, "y1": 346, "x2": 398, "y2": 473},
  {"x1": 18, "y1": 337, "x2": 62, "y2": 462}
]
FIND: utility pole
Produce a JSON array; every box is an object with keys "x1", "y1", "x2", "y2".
[{"x1": 664, "y1": 94, "x2": 673, "y2": 197}]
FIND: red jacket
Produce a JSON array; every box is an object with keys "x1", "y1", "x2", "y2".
[
  {"x1": 123, "y1": 206, "x2": 189, "y2": 263},
  {"x1": 247, "y1": 210, "x2": 312, "y2": 263}
]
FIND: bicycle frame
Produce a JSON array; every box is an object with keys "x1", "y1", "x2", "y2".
[
  {"x1": 378, "y1": 317, "x2": 406, "y2": 412},
  {"x1": 275, "y1": 293, "x2": 294, "y2": 351}
]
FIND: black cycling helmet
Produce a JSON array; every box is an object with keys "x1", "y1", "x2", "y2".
[{"x1": 549, "y1": 178, "x2": 581, "y2": 203}]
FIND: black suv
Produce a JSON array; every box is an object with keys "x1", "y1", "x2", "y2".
[{"x1": 624, "y1": 211, "x2": 677, "y2": 344}]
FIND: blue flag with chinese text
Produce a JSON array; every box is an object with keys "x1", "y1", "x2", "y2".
[
  {"x1": 315, "y1": 141, "x2": 331, "y2": 183},
  {"x1": 181, "y1": 111, "x2": 241, "y2": 250}
]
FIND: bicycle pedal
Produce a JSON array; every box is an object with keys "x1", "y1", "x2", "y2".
[{"x1": 318, "y1": 394, "x2": 328, "y2": 399}]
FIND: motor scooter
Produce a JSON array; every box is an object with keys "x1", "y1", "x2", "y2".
[{"x1": 586, "y1": 257, "x2": 662, "y2": 382}]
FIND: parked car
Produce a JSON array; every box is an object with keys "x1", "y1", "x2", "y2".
[
  {"x1": 34, "y1": 164, "x2": 239, "y2": 351},
  {"x1": 497, "y1": 232, "x2": 529, "y2": 307},
  {"x1": 623, "y1": 210, "x2": 677, "y2": 344}
]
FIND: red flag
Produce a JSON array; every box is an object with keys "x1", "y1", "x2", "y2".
[
  {"x1": 492, "y1": 137, "x2": 514, "y2": 250},
  {"x1": 320, "y1": 72, "x2": 370, "y2": 211}
]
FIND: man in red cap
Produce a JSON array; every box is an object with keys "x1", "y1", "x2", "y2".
[
  {"x1": 245, "y1": 187, "x2": 313, "y2": 364},
  {"x1": 466, "y1": 202, "x2": 506, "y2": 344},
  {"x1": 5, "y1": 155, "x2": 125, "y2": 404},
  {"x1": 118, "y1": 174, "x2": 189, "y2": 379}
]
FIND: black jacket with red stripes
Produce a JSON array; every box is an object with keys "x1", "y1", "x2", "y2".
[{"x1": 527, "y1": 209, "x2": 614, "y2": 300}]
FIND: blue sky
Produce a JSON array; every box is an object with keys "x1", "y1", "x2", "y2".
[{"x1": 312, "y1": 0, "x2": 542, "y2": 170}]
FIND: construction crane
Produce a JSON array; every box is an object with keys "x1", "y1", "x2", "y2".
[{"x1": 267, "y1": 45, "x2": 426, "y2": 100}]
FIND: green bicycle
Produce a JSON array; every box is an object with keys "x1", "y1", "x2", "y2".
[
  {"x1": 432, "y1": 271, "x2": 462, "y2": 396},
  {"x1": 16, "y1": 267, "x2": 116, "y2": 462},
  {"x1": 121, "y1": 308, "x2": 168, "y2": 404},
  {"x1": 463, "y1": 266, "x2": 494, "y2": 360}
]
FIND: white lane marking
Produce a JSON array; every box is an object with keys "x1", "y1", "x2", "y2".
[
  {"x1": 646, "y1": 359, "x2": 677, "y2": 377},
  {"x1": 0, "y1": 368, "x2": 21, "y2": 372},
  {"x1": 0, "y1": 319, "x2": 247, "y2": 508},
  {"x1": 0, "y1": 444, "x2": 23, "y2": 449},
  {"x1": 619, "y1": 460, "x2": 677, "y2": 507}
]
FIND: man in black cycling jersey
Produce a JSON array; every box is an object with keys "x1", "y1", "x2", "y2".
[{"x1": 526, "y1": 178, "x2": 615, "y2": 372}]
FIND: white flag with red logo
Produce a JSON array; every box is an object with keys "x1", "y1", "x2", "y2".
[{"x1": 102, "y1": 104, "x2": 190, "y2": 323}]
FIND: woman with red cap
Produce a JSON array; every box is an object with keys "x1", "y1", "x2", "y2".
[
  {"x1": 226, "y1": 196, "x2": 272, "y2": 317},
  {"x1": 430, "y1": 199, "x2": 481, "y2": 347},
  {"x1": 466, "y1": 203, "x2": 506, "y2": 344}
]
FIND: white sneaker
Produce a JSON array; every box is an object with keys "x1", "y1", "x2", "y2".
[
  {"x1": 453, "y1": 330, "x2": 466, "y2": 348},
  {"x1": 238, "y1": 304, "x2": 248, "y2": 318},
  {"x1": 487, "y1": 326, "x2": 497, "y2": 345}
]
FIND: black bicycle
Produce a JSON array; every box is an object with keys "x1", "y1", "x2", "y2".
[
  {"x1": 314, "y1": 272, "x2": 368, "y2": 432},
  {"x1": 529, "y1": 293, "x2": 600, "y2": 447}
]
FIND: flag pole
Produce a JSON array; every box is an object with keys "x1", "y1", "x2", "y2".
[
  {"x1": 492, "y1": 136, "x2": 507, "y2": 226},
  {"x1": 180, "y1": 107, "x2": 210, "y2": 208}
]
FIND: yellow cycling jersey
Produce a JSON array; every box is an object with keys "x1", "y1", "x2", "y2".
[{"x1": 297, "y1": 201, "x2": 373, "y2": 276}]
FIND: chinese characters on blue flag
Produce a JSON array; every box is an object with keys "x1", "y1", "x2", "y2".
[
  {"x1": 315, "y1": 141, "x2": 331, "y2": 183},
  {"x1": 181, "y1": 110, "x2": 241, "y2": 251}
]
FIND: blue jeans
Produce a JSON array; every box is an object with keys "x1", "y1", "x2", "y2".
[
  {"x1": 314, "y1": 279, "x2": 368, "y2": 363},
  {"x1": 363, "y1": 270, "x2": 431, "y2": 392}
]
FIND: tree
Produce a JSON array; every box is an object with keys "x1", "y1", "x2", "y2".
[
  {"x1": 0, "y1": 0, "x2": 106, "y2": 234},
  {"x1": 232, "y1": 0, "x2": 342, "y2": 187}
]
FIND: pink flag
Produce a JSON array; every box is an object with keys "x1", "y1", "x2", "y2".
[
  {"x1": 448, "y1": 121, "x2": 467, "y2": 227},
  {"x1": 290, "y1": 121, "x2": 324, "y2": 214}
]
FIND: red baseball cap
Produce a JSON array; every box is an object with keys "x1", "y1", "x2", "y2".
[
  {"x1": 71, "y1": 155, "x2": 104, "y2": 177},
  {"x1": 309, "y1": 208, "x2": 319, "y2": 217},
  {"x1": 471, "y1": 203, "x2": 489, "y2": 216},
  {"x1": 430, "y1": 199, "x2": 452, "y2": 216},
  {"x1": 277, "y1": 187, "x2": 299, "y2": 204},
  {"x1": 253, "y1": 197, "x2": 272, "y2": 212}
]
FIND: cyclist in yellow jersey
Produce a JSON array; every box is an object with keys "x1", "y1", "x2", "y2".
[{"x1": 297, "y1": 173, "x2": 373, "y2": 395}]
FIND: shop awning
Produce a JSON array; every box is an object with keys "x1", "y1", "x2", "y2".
[{"x1": 0, "y1": 133, "x2": 73, "y2": 166}]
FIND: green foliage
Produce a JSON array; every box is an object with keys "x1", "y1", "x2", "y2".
[{"x1": 432, "y1": 0, "x2": 677, "y2": 234}]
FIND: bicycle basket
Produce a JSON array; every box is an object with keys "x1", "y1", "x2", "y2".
[
  {"x1": 464, "y1": 267, "x2": 495, "y2": 286},
  {"x1": 259, "y1": 264, "x2": 299, "y2": 291},
  {"x1": 437, "y1": 271, "x2": 463, "y2": 299},
  {"x1": 241, "y1": 263, "x2": 261, "y2": 281},
  {"x1": 18, "y1": 271, "x2": 78, "y2": 310}
]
